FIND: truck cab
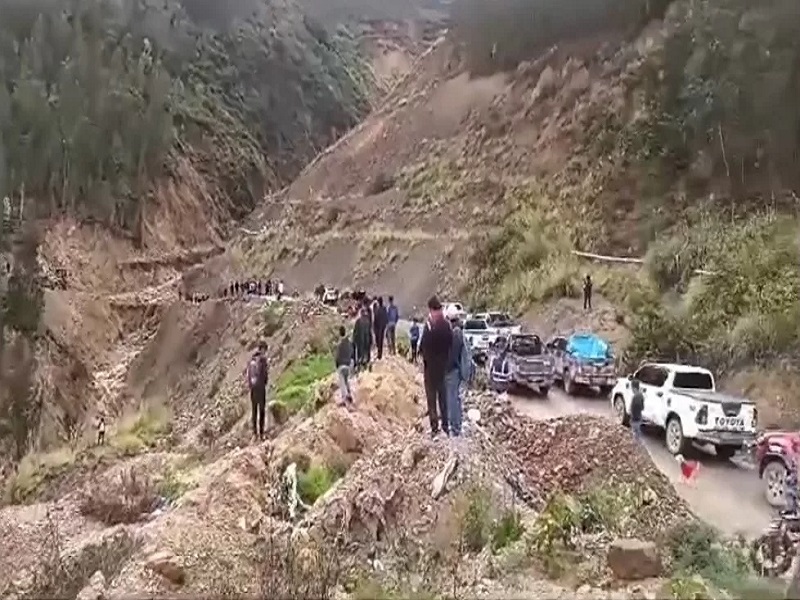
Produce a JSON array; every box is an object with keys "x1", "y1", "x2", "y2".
[
  {"x1": 499, "y1": 333, "x2": 554, "y2": 396},
  {"x1": 610, "y1": 362, "x2": 758, "y2": 458}
]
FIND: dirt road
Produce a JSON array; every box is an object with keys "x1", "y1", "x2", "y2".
[{"x1": 511, "y1": 387, "x2": 773, "y2": 537}]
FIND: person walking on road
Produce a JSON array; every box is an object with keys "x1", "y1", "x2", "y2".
[
  {"x1": 334, "y1": 325, "x2": 355, "y2": 408},
  {"x1": 386, "y1": 296, "x2": 399, "y2": 355},
  {"x1": 246, "y1": 341, "x2": 269, "y2": 441},
  {"x1": 409, "y1": 317, "x2": 421, "y2": 363},
  {"x1": 420, "y1": 296, "x2": 453, "y2": 439},
  {"x1": 630, "y1": 378, "x2": 644, "y2": 443},
  {"x1": 445, "y1": 317, "x2": 472, "y2": 442},
  {"x1": 583, "y1": 274, "x2": 593, "y2": 310},
  {"x1": 352, "y1": 307, "x2": 373, "y2": 372},
  {"x1": 373, "y1": 296, "x2": 388, "y2": 360}
]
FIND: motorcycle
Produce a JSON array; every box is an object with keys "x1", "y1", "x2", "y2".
[{"x1": 751, "y1": 511, "x2": 800, "y2": 576}]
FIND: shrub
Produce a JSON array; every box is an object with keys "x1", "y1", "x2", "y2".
[
  {"x1": 275, "y1": 353, "x2": 335, "y2": 414},
  {"x1": 490, "y1": 507, "x2": 525, "y2": 552},
  {"x1": 4, "y1": 447, "x2": 76, "y2": 504},
  {"x1": 79, "y1": 467, "x2": 157, "y2": 525},
  {"x1": 297, "y1": 464, "x2": 341, "y2": 505},
  {"x1": 460, "y1": 485, "x2": 492, "y2": 552}
]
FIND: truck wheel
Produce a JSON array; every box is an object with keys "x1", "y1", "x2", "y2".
[
  {"x1": 599, "y1": 385, "x2": 613, "y2": 397},
  {"x1": 763, "y1": 460, "x2": 788, "y2": 508},
  {"x1": 714, "y1": 445, "x2": 737, "y2": 461},
  {"x1": 665, "y1": 416, "x2": 689, "y2": 455},
  {"x1": 613, "y1": 394, "x2": 630, "y2": 427},
  {"x1": 564, "y1": 371, "x2": 577, "y2": 396}
]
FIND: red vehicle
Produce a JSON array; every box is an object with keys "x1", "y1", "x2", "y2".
[{"x1": 756, "y1": 430, "x2": 800, "y2": 508}]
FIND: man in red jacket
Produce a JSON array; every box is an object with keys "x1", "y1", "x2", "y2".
[{"x1": 419, "y1": 296, "x2": 453, "y2": 438}]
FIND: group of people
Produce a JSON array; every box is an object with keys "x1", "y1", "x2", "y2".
[{"x1": 178, "y1": 279, "x2": 286, "y2": 304}]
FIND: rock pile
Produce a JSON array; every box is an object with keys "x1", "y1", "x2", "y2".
[{"x1": 467, "y1": 392, "x2": 694, "y2": 538}]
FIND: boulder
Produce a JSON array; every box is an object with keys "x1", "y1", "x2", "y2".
[
  {"x1": 607, "y1": 538, "x2": 661, "y2": 580},
  {"x1": 76, "y1": 571, "x2": 107, "y2": 600},
  {"x1": 145, "y1": 550, "x2": 185, "y2": 585}
]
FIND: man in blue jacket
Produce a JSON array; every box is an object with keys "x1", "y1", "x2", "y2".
[{"x1": 386, "y1": 296, "x2": 400, "y2": 355}]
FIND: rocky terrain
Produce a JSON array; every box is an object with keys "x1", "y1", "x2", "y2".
[{"x1": 0, "y1": 0, "x2": 798, "y2": 598}]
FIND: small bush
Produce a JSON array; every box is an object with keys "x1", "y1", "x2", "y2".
[
  {"x1": 490, "y1": 507, "x2": 525, "y2": 552},
  {"x1": 262, "y1": 303, "x2": 286, "y2": 337},
  {"x1": 156, "y1": 465, "x2": 194, "y2": 502},
  {"x1": 275, "y1": 353, "x2": 335, "y2": 414},
  {"x1": 297, "y1": 464, "x2": 341, "y2": 505},
  {"x1": 460, "y1": 485, "x2": 492, "y2": 552},
  {"x1": 5, "y1": 447, "x2": 76, "y2": 504},
  {"x1": 79, "y1": 467, "x2": 157, "y2": 525}
]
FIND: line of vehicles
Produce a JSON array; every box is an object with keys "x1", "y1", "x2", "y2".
[{"x1": 460, "y1": 307, "x2": 793, "y2": 512}]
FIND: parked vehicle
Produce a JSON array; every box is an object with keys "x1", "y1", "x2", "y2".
[
  {"x1": 443, "y1": 302, "x2": 468, "y2": 321},
  {"x1": 473, "y1": 312, "x2": 522, "y2": 336},
  {"x1": 462, "y1": 317, "x2": 498, "y2": 362},
  {"x1": 610, "y1": 362, "x2": 758, "y2": 457},
  {"x1": 322, "y1": 287, "x2": 340, "y2": 306},
  {"x1": 547, "y1": 333, "x2": 616, "y2": 396},
  {"x1": 755, "y1": 430, "x2": 800, "y2": 508},
  {"x1": 751, "y1": 510, "x2": 800, "y2": 576},
  {"x1": 488, "y1": 333, "x2": 554, "y2": 395}
]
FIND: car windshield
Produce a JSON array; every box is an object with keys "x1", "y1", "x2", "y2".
[
  {"x1": 673, "y1": 371, "x2": 714, "y2": 390},
  {"x1": 511, "y1": 336, "x2": 543, "y2": 356},
  {"x1": 464, "y1": 320, "x2": 488, "y2": 330}
]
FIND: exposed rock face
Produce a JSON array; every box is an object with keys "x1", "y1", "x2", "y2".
[
  {"x1": 76, "y1": 571, "x2": 107, "y2": 600},
  {"x1": 145, "y1": 549, "x2": 185, "y2": 585},
  {"x1": 607, "y1": 538, "x2": 661, "y2": 580}
]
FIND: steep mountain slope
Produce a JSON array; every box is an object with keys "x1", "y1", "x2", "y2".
[
  {"x1": 0, "y1": 0, "x2": 373, "y2": 462},
  {"x1": 233, "y1": 0, "x2": 800, "y2": 417}
]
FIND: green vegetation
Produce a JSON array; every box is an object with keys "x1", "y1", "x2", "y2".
[
  {"x1": 111, "y1": 403, "x2": 172, "y2": 455},
  {"x1": 664, "y1": 522, "x2": 783, "y2": 599},
  {"x1": 457, "y1": 484, "x2": 526, "y2": 554},
  {"x1": 274, "y1": 353, "x2": 335, "y2": 414},
  {"x1": 297, "y1": 463, "x2": 342, "y2": 505},
  {"x1": 0, "y1": 0, "x2": 371, "y2": 231}
]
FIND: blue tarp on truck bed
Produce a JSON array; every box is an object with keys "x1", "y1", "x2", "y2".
[{"x1": 566, "y1": 333, "x2": 611, "y2": 361}]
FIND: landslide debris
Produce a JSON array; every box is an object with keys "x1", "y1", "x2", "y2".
[{"x1": 0, "y1": 356, "x2": 691, "y2": 599}]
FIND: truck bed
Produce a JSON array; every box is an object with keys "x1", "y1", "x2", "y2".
[{"x1": 677, "y1": 389, "x2": 754, "y2": 404}]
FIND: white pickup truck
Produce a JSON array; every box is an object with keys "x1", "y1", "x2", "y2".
[{"x1": 610, "y1": 362, "x2": 757, "y2": 458}]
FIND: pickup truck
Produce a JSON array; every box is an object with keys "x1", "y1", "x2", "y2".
[
  {"x1": 487, "y1": 333, "x2": 554, "y2": 395},
  {"x1": 462, "y1": 317, "x2": 498, "y2": 362},
  {"x1": 472, "y1": 312, "x2": 522, "y2": 336},
  {"x1": 547, "y1": 333, "x2": 617, "y2": 396},
  {"x1": 610, "y1": 362, "x2": 758, "y2": 457}
]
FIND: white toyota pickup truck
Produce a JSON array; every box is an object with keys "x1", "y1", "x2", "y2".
[{"x1": 610, "y1": 362, "x2": 757, "y2": 458}]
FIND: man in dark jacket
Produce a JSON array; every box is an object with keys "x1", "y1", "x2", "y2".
[
  {"x1": 419, "y1": 295, "x2": 453, "y2": 438},
  {"x1": 583, "y1": 274, "x2": 593, "y2": 311},
  {"x1": 630, "y1": 378, "x2": 644, "y2": 442},
  {"x1": 245, "y1": 341, "x2": 269, "y2": 441},
  {"x1": 386, "y1": 296, "x2": 400, "y2": 355},
  {"x1": 373, "y1": 296, "x2": 388, "y2": 360},
  {"x1": 352, "y1": 308, "x2": 373, "y2": 372}
]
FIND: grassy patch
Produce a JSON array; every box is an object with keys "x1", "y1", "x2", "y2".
[
  {"x1": 156, "y1": 464, "x2": 196, "y2": 502},
  {"x1": 490, "y1": 506, "x2": 526, "y2": 552},
  {"x1": 111, "y1": 403, "x2": 172, "y2": 456},
  {"x1": 274, "y1": 353, "x2": 334, "y2": 414},
  {"x1": 4, "y1": 446, "x2": 77, "y2": 504},
  {"x1": 460, "y1": 484, "x2": 492, "y2": 552},
  {"x1": 297, "y1": 463, "x2": 342, "y2": 505}
]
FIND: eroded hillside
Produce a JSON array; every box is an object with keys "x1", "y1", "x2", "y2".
[{"x1": 227, "y1": 0, "x2": 800, "y2": 422}]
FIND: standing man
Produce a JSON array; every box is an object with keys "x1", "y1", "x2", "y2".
[
  {"x1": 583, "y1": 274, "x2": 593, "y2": 311},
  {"x1": 373, "y1": 296, "x2": 388, "y2": 360},
  {"x1": 419, "y1": 296, "x2": 453, "y2": 439},
  {"x1": 352, "y1": 307, "x2": 373, "y2": 372},
  {"x1": 409, "y1": 317, "x2": 421, "y2": 363},
  {"x1": 630, "y1": 378, "x2": 644, "y2": 443},
  {"x1": 246, "y1": 341, "x2": 269, "y2": 441},
  {"x1": 445, "y1": 317, "x2": 472, "y2": 443},
  {"x1": 334, "y1": 325, "x2": 355, "y2": 407},
  {"x1": 277, "y1": 280, "x2": 285, "y2": 301},
  {"x1": 386, "y1": 296, "x2": 400, "y2": 355}
]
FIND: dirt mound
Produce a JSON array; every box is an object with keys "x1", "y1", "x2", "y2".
[{"x1": 469, "y1": 391, "x2": 693, "y2": 539}]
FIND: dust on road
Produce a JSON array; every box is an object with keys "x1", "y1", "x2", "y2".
[{"x1": 511, "y1": 388, "x2": 772, "y2": 537}]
